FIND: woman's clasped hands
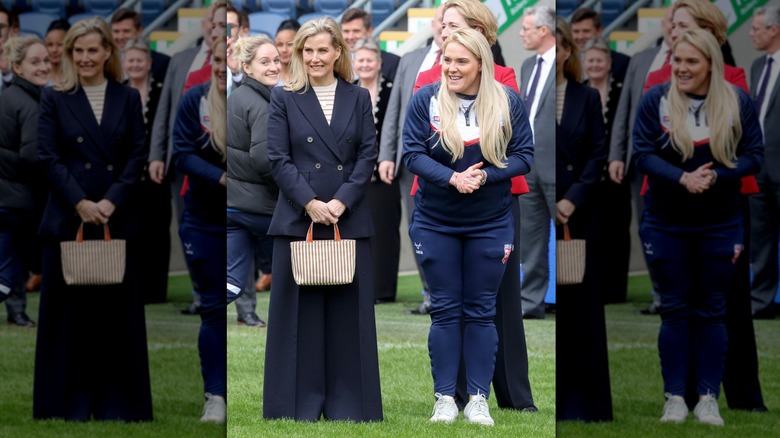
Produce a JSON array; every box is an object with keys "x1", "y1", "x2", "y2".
[
  {"x1": 679, "y1": 162, "x2": 717, "y2": 194},
  {"x1": 305, "y1": 199, "x2": 347, "y2": 225},
  {"x1": 450, "y1": 161, "x2": 485, "y2": 194}
]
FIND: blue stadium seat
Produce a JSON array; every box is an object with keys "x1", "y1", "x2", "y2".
[
  {"x1": 371, "y1": 0, "x2": 394, "y2": 28},
  {"x1": 248, "y1": 11, "x2": 286, "y2": 37},
  {"x1": 312, "y1": 0, "x2": 347, "y2": 16},
  {"x1": 19, "y1": 12, "x2": 58, "y2": 39},
  {"x1": 68, "y1": 12, "x2": 107, "y2": 25},
  {"x1": 141, "y1": 0, "x2": 166, "y2": 28},
  {"x1": 557, "y1": 0, "x2": 578, "y2": 19},
  {"x1": 83, "y1": 0, "x2": 121, "y2": 16},
  {"x1": 297, "y1": 11, "x2": 332, "y2": 25},
  {"x1": 261, "y1": 0, "x2": 295, "y2": 19},
  {"x1": 31, "y1": 0, "x2": 66, "y2": 18},
  {"x1": 601, "y1": 0, "x2": 625, "y2": 28},
  {"x1": 242, "y1": 0, "x2": 263, "y2": 13}
]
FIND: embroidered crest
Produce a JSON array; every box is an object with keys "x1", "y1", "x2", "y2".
[
  {"x1": 414, "y1": 242, "x2": 423, "y2": 255},
  {"x1": 502, "y1": 244, "x2": 514, "y2": 264},
  {"x1": 732, "y1": 244, "x2": 744, "y2": 264}
]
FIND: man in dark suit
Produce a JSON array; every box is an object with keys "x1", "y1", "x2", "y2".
[
  {"x1": 110, "y1": 8, "x2": 170, "y2": 81},
  {"x1": 608, "y1": 6, "x2": 673, "y2": 315},
  {"x1": 518, "y1": 5, "x2": 556, "y2": 319},
  {"x1": 378, "y1": 5, "x2": 444, "y2": 311},
  {"x1": 148, "y1": 3, "x2": 216, "y2": 314},
  {"x1": 749, "y1": 5, "x2": 780, "y2": 319},
  {"x1": 340, "y1": 7, "x2": 400, "y2": 82},
  {"x1": 571, "y1": 7, "x2": 630, "y2": 81}
]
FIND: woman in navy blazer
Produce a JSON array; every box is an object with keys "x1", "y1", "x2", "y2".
[
  {"x1": 554, "y1": 18, "x2": 612, "y2": 423},
  {"x1": 33, "y1": 18, "x2": 152, "y2": 422},
  {"x1": 262, "y1": 17, "x2": 382, "y2": 422}
]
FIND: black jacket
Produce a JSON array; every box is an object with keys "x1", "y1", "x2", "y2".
[
  {"x1": 0, "y1": 76, "x2": 45, "y2": 212},
  {"x1": 226, "y1": 76, "x2": 279, "y2": 216}
]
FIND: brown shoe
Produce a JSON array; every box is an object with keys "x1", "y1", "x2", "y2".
[
  {"x1": 25, "y1": 274, "x2": 42, "y2": 292},
  {"x1": 255, "y1": 274, "x2": 272, "y2": 292}
]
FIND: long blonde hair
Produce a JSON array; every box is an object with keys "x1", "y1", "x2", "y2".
[
  {"x1": 208, "y1": 36, "x2": 227, "y2": 160},
  {"x1": 667, "y1": 28, "x2": 740, "y2": 168},
  {"x1": 436, "y1": 28, "x2": 511, "y2": 168},
  {"x1": 56, "y1": 17, "x2": 122, "y2": 91},
  {"x1": 285, "y1": 17, "x2": 352, "y2": 92}
]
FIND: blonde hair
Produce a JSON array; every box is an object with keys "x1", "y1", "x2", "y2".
[
  {"x1": 667, "y1": 29, "x2": 740, "y2": 168},
  {"x1": 442, "y1": 0, "x2": 498, "y2": 46},
  {"x1": 122, "y1": 38, "x2": 151, "y2": 58},
  {"x1": 672, "y1": 0, "x2": 728, "y2": 45},
  {"x1": 556, "y1": 17, "x2": 582, "y2": 82},
  {"x1": 436, "y1": 28, "x2": 512, "y2": 168},
  {"x1": 232, "y1": 34, "x2": 275, "y2": 73},
  {"x1": 285, "y1": 17, "x2": 351, "y2": 92},
  {"x1": 208, "y1": 36, "x2": 227, "y2": 160},
  {"x1": 57, "y1": 17, "x2": 122, "y2": 91},
  {"x1": 2, "y1": 35, "x2": 45, "y2": 68}
]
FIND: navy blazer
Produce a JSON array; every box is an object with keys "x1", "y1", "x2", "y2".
[
  {"x1": 267, "y1": 78, "x2": 377, "y2": 239},
  {"x1": 556, "y1": 80, "x2": 608, "y2": 236},
  {"x1": 37, "y1": 80, "x2": 147, "y2": 240}
]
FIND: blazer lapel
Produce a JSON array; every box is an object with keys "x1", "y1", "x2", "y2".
[
  {"x1": 63, "y1": 87, "x2": 108, "y2": 156},
  {"x1": 559, "y1": 83, "x2": 583, "y2": 161},
  {"x1": 766, "y1": 60, "x2": 780, "y2": 114},
  {"x1": 292, "y1": 84, "x2": 341, "y2": 160},
  {"x1": 329, "y1": 80, "x2": 356, "y2": 147},
  {"x1": 100, "y1": 81, "x2": 124, "y2": 149}
]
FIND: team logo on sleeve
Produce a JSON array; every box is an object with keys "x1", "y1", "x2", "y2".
[
  {"x1": 502, "y1": 244, "x2": 514, "y2": 264},
  {"x1": 732, "y1": 244, "x2": 744, "y2": 264}
]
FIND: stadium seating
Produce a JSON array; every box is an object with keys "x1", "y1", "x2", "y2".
[
  {"x1": 31, "y1": 0, "x2": 66, "y2": 18},
  {"x1": 83, "y1": 0, "x2": 121, "y2": 16},
  {"x1": 297, "y1": 11, "x2": 332, "y2": 25},
  {"x1": 312, "y1": 0, "x2": 347, "y2": 16},
  {"x1": 18, "y1": 12, "x2": 58, "y2": 38},
  {"x1": 248, "y1": 11, "x2": 285, "y2": 37},
  {"x1": 371, "y1": 0, "x2": 394, "y2": 28},
  {"x1": 261, "y1": 0, "x2": 296, "y2": 19}
]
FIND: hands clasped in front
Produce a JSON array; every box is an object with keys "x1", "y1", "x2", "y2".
[
  {"x1": 450, "y1": 162, "x2": 485, "y2": 194},
  {"x1": 679, "y1": 162, "x2": 717, "y2": 194},
  {"x1": 305, "y1": 199, "x2": 347, "y2": 225},
  {"x1": 75, "y1": 199, "x2": 116, "y2": 225}
]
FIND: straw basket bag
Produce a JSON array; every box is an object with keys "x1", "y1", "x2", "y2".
[
  {"x1": 60, "y1": 223, "x2": 126, "y2": 286},
  {"x1": 556, "y1": 223, "x2": 586, "y2": 285},
  {"x1": 290, "y1": 222, "x2": 356, "y2": 286}
]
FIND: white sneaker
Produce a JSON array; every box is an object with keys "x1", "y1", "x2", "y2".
[
  {"x1": 693, "y1": 394, "x2": 724, "y2": 426},
  {"x1": 464, "y1": 392, "x2": 494, "y2": 426},
  {"x1": 660, "y1": 394, "x2": 688, "y2": 423},
  {"x1": 200, "y1": 393, "x2": 226, "y2": 423},
  {"x1": 430, "y1": 393, "x2": 458, "y2": 423}
]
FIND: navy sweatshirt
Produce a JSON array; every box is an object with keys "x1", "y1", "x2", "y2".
[
  {"x1": 632, "y1": 83, "x2": 763, "y2": 226},
  {"x1": 402, "y1": 83, "x2": 533, "y2": 226},
  {"x1": 172, "y1": 83, "x2": 227, "y2": 226}
]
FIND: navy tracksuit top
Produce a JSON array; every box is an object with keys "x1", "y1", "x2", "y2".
[
  {"x1": 401, "y1": 83, "x2": 534, "y2": 226},
  {"x1": 632, "y1": 83, "x2": 763, "y2": 226}
]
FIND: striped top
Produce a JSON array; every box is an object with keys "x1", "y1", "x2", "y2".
[
  {"x1": 83, "y1": 81, "x2": 107, "y2": 125},
  {"x1": 312, "y1": 80, "x2": 337, "y2": 125},
  {"x1": 556, "y1": 80, "x2": 566, "y2": 124}
]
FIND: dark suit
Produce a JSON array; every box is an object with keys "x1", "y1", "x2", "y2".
[
  {"x1": 380, "y1": 50, "x2": 400, "y2": 82},
  {"x1": 750, "y1": 54, "x2": 780, "y2": 317},
  {"x1": 33, "y1": 80, "x2": 152, "y2": 422},
  {"x1": 263, "y1": 78, "x2": 382, "y2": 421},
  {"x1": 365, "y1": 74, "x2": 401, "y2": 302},
  {"x1": 131, "y1": 74, "x2": 171, "y2": 304},
  {"x1": 555, "y1": 80, "x2": 612, "y2": 422},
  {"x1": 585, "y1": 74, "x2": 631, "y2": 304},
  {"x1": 519, "y1": 52, "x2": 556, "y2": 319},
  {"x1": 150, "y1": 50, "x2": 171, "y2": 84},
  {"x1": 610, "y1": 50, "x2": 630, "y2": 84}
]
